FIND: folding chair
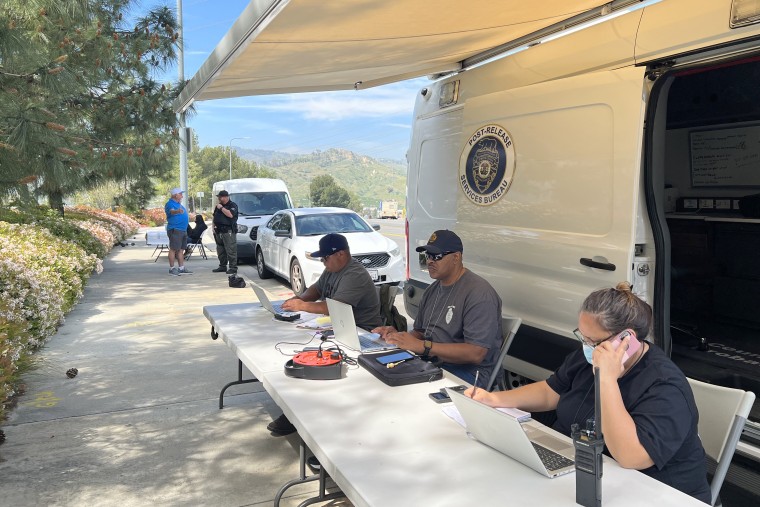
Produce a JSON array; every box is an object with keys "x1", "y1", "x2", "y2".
[
  {"x1": 185, "y1": 239, "x2": 208, "y2": 260},
  {"x1": 687, "y1": 377, "x2": 755, "y2": 506},
  {"x1": 376, "y1": 285, "x2": 399, "y2": 319},
  {"x1": 486, "y1": 316, "x2": 522, "y2": 391}
]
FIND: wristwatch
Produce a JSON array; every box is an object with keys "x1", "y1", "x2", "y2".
[{"x1": 422, "y1": 339, "x2": 433, "y2": 357}]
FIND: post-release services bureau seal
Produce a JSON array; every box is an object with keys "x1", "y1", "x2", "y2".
[{"x1": 459, "y1": 124, "x2": 516, "y2": 206}]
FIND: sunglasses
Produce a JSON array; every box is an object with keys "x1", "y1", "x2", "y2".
[{"x1": 425, "y1": 251, "x2": 455, "y2": 262}]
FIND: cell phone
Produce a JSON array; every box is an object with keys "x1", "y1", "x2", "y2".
[
  {"x1": 611, "y1": 329, "x2": 641, "y2": 363},
  {"x1": 442, "y1": 385, "x2": 467, "y2": 394},
  {"x1": 429, "y1": 391, "x2": 451, "y2": 403},
  {"x1": 375, "y1": 351, "x2": 415, "y2": 365}
]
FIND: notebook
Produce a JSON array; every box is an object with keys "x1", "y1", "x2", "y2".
[
  {"x1": 448, "y1": 389, "x2": 575, "y2": 478},
  {"x1": 251, "y1": 284, "x2": 299, "y2": 318},
  {"x1": 326, "y1": 298, "x2": 397, "y2": 352}
]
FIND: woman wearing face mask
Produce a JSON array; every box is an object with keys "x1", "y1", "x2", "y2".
[{"x1": 466, "y1": 282, "x2": 710, "y2": 503}]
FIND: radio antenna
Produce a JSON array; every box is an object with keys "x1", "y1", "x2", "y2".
[{"x1": 594, "y1": 366, "x2": 602, "y2": 438}]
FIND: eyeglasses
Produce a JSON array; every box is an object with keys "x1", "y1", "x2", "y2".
[
  {"x1": 425, "y1": 251, "x2": 455, "y2": 262},
  {"x1": 320, "y1": 253, "x2": 333, "y2": 263},
  {"x1": 573, "y1": 328, "x2": 617, "y2": 348}
]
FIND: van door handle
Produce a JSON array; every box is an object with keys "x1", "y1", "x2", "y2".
[{"x1": 580, "y1": 258, "x2": 616, "y2": 271}]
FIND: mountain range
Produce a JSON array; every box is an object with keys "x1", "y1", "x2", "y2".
[{"x1": 236, "y1": 147, "x2": 407, "y2": 208}]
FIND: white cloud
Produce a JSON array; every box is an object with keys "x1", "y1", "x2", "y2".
[{"x1": 199, "y1": 78, "x2": 428, "y2": 121}]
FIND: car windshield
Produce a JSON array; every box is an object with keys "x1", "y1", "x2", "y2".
[
  {"x1": 230, "y1": 192, "x2": 291, "y2": 216},
  {"x1": 295, "y1": 213, "x2": 372, "y2": 236}
]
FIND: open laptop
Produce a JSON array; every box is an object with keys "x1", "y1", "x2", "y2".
[
  {"x1": 448, "y1": 389, "x2": 576, "y2": 478},
  {"x1": 251, "y1": 284, "x2": 299, "y2": 318},
  {"x1": 326, "y1": 298, "x2": 397, "y2": 352}
]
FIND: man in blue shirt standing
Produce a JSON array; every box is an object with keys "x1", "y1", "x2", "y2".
[{"x1": 164, "y1": 187, "x2": 192, "y2": 276}]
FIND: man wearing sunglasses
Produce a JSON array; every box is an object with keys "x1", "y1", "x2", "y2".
[
  {"x1": 374, "y1": 229, "x2": 502, "y2": 386},
  {"x1": 271, "y1": 233, "x2": 381, "y2": 437}
]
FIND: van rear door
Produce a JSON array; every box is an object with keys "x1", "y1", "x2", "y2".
[{"x1": 458, "y1": 66, "x2": 649, "y2": 370}]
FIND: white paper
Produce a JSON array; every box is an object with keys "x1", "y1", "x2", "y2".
[{"x1": 442, "y1": 404, "x2": 532, "y2": 428}]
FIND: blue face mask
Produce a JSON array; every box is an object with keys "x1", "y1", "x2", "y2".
[{"x1": 583, "y1": 343, "x2": 595, "y2": 365}]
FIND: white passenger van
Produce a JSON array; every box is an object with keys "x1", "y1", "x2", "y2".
[
  {"x1": 404, "y1": 0, "x2": 760, "y2": 495},
  {"x1": 211, "y1": 178, "x2": 292, "y2": 259}
]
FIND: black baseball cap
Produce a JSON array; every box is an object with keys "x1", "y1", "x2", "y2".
[
  {"x1": 415, "y1": 230, "x2": 463, "y2": 255},
  {"x1": 216, "y1": 190, "x2": 229, "y2": 197},
  {"x1": 311, "y1": 233, "x2": 349, "y2": 258}
]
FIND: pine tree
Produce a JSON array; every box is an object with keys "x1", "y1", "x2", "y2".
[{"x1": 0, "y1": 0, "x2": 184, "y2": 213}]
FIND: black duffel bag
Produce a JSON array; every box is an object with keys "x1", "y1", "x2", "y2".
[{"x1": 228, "y1": 275, "x2": 246, "y2": 288}]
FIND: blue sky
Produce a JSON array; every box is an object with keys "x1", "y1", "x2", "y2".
[{"x1": 147, "y1": 0, "x2": 424, "y2": 162}]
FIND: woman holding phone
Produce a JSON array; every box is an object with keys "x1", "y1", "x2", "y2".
[{"x1": 467, "y1": 282, "x2": 710, "y2": 503}]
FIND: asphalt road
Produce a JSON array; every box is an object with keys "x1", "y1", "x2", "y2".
[{"x1": 365, "y1": 217, "x2": 405, "y2": 263}]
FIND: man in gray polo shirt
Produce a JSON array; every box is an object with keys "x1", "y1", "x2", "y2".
[
  {"x1": 268, "y1": 233, "x2": 381, "y2": 436},
  {"x1": 374, "y1": 229, "x2": 502, "y2": 387}
]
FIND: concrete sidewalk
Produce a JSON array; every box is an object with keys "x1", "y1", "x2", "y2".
[{"x1": 0, "y1": 230, "x2": 351, "y2": 507}]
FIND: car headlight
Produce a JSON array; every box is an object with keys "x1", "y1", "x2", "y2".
[
  {"x1": 390, "y1": 245, "x2": 400, "y2": 257},
  {"x1": 236, "y1": 224, "x2": 248, "y2": 234}
]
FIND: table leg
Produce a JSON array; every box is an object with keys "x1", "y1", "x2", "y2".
[
  {"x1": 274, "y1": 440, "x2": 344, "y2": 507},
  {"x1": 219, "y1": 359, "x2": 259, "y2": 409}
]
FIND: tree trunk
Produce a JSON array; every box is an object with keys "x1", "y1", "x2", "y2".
[{"x1": 48, "y1": 191, "x2": 65, "y2": 216}]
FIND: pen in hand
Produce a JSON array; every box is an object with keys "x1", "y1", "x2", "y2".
[{"x1": 470, "y1": 370, "x2": 480, "y2": 398}]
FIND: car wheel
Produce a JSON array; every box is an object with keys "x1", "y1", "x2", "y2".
[
  {"x1": 290, "y1": 259, "x2": 305, "y2": 296},
  {"x1": 256, "y1": 248, "x2": 273, "y2": 279}
]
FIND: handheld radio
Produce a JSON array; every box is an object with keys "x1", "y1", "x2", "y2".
[{"x1": 572, "y1": 366, "x2": 604, "y2": 507}]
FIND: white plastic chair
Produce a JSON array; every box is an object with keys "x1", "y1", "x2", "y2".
[
  {"x1": 687, "y1": 377, "x2": 755, "y2": 506},
  {"x1": 486, "y1": 316, "x2": 522, "y2": 391}
]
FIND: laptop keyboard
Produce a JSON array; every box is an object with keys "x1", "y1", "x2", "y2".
[
  {"x1": 358, "y1": 332, "x2": 386, "y2": 350},
  {"x1": 531, "y1": 442, "x2": 574, "y2": 471}
]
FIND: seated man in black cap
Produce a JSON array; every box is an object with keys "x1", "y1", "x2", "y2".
[
  {"x1": 267, "y1": 233, "x2": 381, "y2": 437},
  {"x1": 374, "y1": 229, "x2": 503, "y2": 387}
]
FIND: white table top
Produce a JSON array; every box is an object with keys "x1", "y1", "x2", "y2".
[
  {"x1": 145, "y1": 230, "x2": 170, "y2": 245},
  {"x1": 205, "y1": 303, "x2": 706, "y2": 507},
  {"x1": 203, "y1": 303, "x2": 322, "y2": 379}
]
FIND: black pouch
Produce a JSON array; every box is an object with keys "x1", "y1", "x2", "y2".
[
  {"x1": 358, "y1": 350, "x2": 443, "y2": 387},
  {"x1": 228, "y1": 275, "x2": 246, "y2": 288}
]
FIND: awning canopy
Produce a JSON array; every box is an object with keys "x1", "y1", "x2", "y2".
[{"x1": 175, "y1": 0, "x2": 615, "y2": 112}]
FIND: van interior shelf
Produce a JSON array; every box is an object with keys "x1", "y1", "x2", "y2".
[{"x1": 665, "y1": 213, "x2": 760, "y2": 224}]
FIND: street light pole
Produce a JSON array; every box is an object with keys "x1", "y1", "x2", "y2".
[{"x1": 228, "y1": 136, "x2": 250, "y2": 180}]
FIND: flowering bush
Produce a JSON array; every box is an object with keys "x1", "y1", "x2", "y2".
[
  {"x1": 140, "y1": 207, "x2": 167, "y2": 227},
  {"x1": 65, "y1": 205, "x2": 140, "y2": 244},
  {"x1": 0, "y1": 207, "x2": 106, "y2": 258}
]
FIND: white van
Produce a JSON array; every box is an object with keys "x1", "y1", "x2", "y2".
[
  {"x1": 211, "y1": 178, "x2": 293, "y2": 259},
  {"x1": 404, "y1": 0, "x2": 760, "y2": 495}
]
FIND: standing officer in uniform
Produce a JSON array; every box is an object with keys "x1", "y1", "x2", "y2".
[{"x1": 212, "y1": 190, "x2": 239, "y2": 274}]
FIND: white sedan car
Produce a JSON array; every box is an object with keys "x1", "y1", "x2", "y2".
[{"x1": 255, "y1": 207, "x2": 404, "y2": 295}]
